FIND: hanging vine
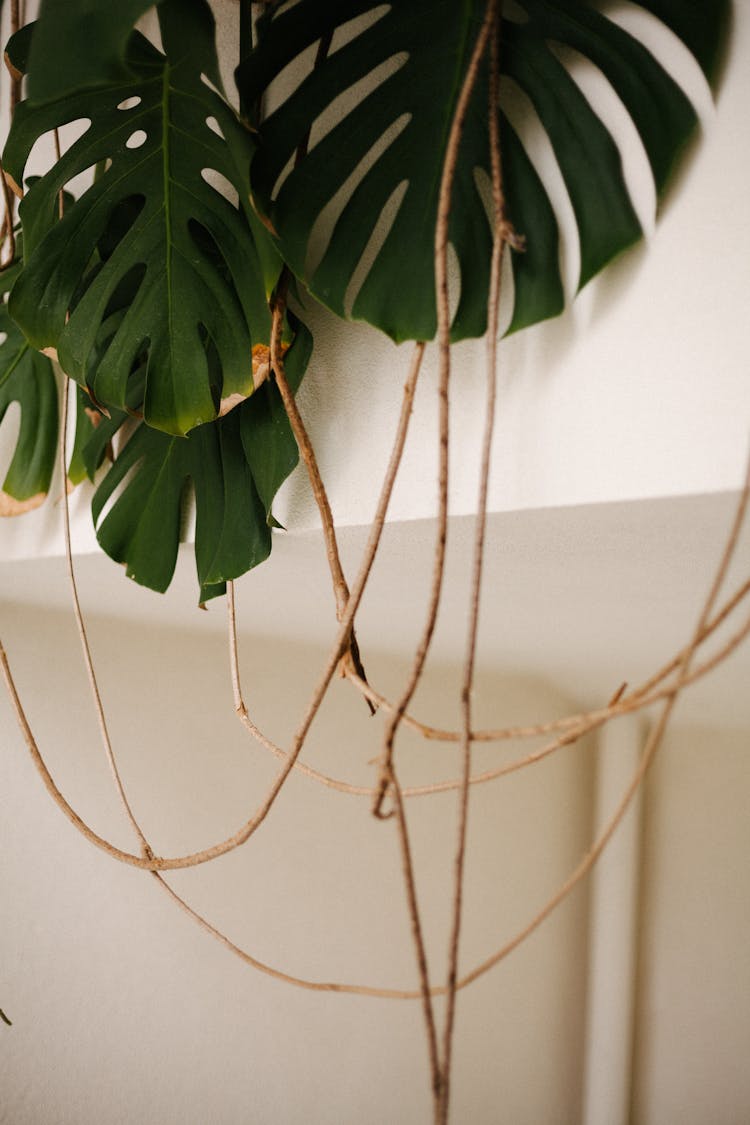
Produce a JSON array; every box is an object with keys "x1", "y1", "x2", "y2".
[{"x1": 1, "y1": 2, "x2": 745, "y2": 1122}]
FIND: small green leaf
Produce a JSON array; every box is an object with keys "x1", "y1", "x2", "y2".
[
  {"x1": 67, "y1": 386, "x2": 102, "y2": 486},
  {"x1": 91, "y1": 322, "x2": 310, "y2": 597},
  {"x1": 0, "y1": 260, "x2": 58, "y2": 515}
]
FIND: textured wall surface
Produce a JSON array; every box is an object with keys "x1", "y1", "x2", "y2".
[{"x1": 1, "y1": 2, "x2": 749, "y2": 564}]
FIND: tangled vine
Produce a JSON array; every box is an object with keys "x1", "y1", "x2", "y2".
[{"x1": 1, "y1": 2, "x2": 746, "y2": 1121}]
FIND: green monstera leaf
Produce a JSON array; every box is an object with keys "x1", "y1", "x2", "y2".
[
  {"x1": 3, "y1": 0, "x2": 279, "y2": 437},
  {"x1": 66, "y1": 385, "x2": 111, "y2": 488},
  {"x1": 238, "y1": 0, "x2": 727, "y2": 342},
  {"x1": 90, "y1": 320, "x2": 311, "y2": 600},
  {"x1": 0, "y1": 258, "x2": 58, "y2": 515},
  {"x1": 25, "y1": 0, "x2": 168, "y2": 105}
]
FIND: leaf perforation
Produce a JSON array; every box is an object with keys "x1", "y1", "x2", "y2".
[{"x1": 5, "y1": 21, "x2": 272, "y2": 435}]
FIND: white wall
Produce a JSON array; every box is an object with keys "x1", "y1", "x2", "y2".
[
  {"x1": 633, "y1": 724, "x2": 750, "y2": 1125},
  {"x1": 0, "y1": 605, "x2": 593, "y2": 1124},
  {"x1": 3, "y1": 599, "x2": 748, "y2": 1123}
]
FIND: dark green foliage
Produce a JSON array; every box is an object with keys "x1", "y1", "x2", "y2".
[
  {"x1": 238, "y1": 0, "x2": 725, "y2": 342},
  {"x1": 4, "y1": 0, "x2": 275, "y2": 437},
  {"x1": 90, "y1": 319, "x2": 311, "y2": 598},
  {"x1": 0, "y1": 259, "x2": 58, "y2": 509},
  {"x1": 0, "y1": 0, "x2": 730, "y2": 592},
  {"x1": 26, "y1": 0, "x2": 166, "y2": 104}
]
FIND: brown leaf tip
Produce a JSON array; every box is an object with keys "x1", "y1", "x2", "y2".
[
  {"x1": 3, "y1": 50, "x2": 23, "y2": 86},
  {"x1": 3, "y1": 168, "x2": 23, "y2": 200},
  {"x1": 0, "y1": 490, "x2": 46, "y2": 517}
]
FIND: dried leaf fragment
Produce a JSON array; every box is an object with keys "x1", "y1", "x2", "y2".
[
  {"x1": 3, "y1": 169, "x2": 22, "y2": 200},
  {"x1": 3, "y1": 50, "x2": 22, "y2": 86},
  {"x1": 0, "y1": 489, "x2": 46, "y2": 516},
  {"x1": 218, "y1": 392, "x2": 248, "y2": 418}
]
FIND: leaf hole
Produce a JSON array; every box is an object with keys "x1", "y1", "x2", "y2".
[
  {"x1": 307, "y1": 52, "x2": 409, "y2": 159},
  {"x1": 473, "y1": 168, "x2": 516, "y2": 335},
  {"x1": 343, "y1": 179, "x2": 408, "y2": 318},
  {"x1": 117, "y1": 96, "x2": 143, "y2": 111},
  {"x1": 0, "y1": 401, "x2": 22, "y2": 487},
  {"x1": 201, "y1": 72, "x2": 223, "y2": 98},
  {"x1": 188, "y1": 220, "x2": 233, "y2": 288},
  {"x1": 125, "y1": 130, "x2": 148, "y2": 150},
  {"x1": 26, "y1": 119, "x2": 92, "y2": 195},
  {"x1": 205, "y1": 115, "x2": 225, "y2": 139},
  {"x1": 0, "y1": 332, "x2": 6, "y2": 347},
  {"x1": 200, "y1": 168, "x2": 239, "y2": 209},
  {"x1": 97, "y1": 195, "x2": 147, "y2": 262},
  {"x1": 597, "y1": 1, "x2": 714, "y2": 124},
  {"x1": 503, "y1": 0, "x2": 530, "y2": 25},
  {"x1": 263, "y1": 38, "x2": 323, "y2": 124},
  {"x1": 548, "y1": 40, "x2": 656, "y2": 234},
  {"x1": 329, "y1": 5, "x2": 390, "y2": 55},
  {"x1": 445, "y1": 242, "x2": 462, "y2": 325},
  {"x1": 303, "y1": 112, "x2": 411, "y2": 279},
  {"x1": 197, "y1": 323, "x2": 223, "y2": 412},
  {"x1": 500, "y1": 75, "x2": 578, "y2": 301},
  {"x1": 100, "y1": 264, "x2": 148, "y2": 328},
  {"x1": 93, "y1": 443, "x2": 145, "y2": 528}
]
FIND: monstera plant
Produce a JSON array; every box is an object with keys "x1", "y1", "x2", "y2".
[
  {"x1": 1, "y1": 3, "x2": 737, "y2": 1121},
  {"x1": 0, "y1": 0, "x2": 729, "y2": 599}
]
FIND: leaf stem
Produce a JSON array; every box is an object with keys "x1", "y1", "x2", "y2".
[{"x1": 439, "y1": 10, "x2": 504, "y2": 1116}]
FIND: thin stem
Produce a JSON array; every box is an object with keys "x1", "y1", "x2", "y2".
[
  {"x1": 269, "y1": 295, "x2": 348, "y2": 620},
  {"x1": 2, "y1": 349, "x2": 429, "y2": 871},
  {"x1": 269, "y1": 294, "x2": 374, "y2": 710},
  {"x1": 225, "y1": 590, "x2": 750, "y2": 800},
  {"x1": 391, "y1": 764, "x2": 442, "y2": 1105},
  {"x1": 5, "y1": 462, "x2": 745, "y2": 1002},
  {"x1": 59, "y1": 377, "x2": 152, "y2": 857},
  {"x1": 9, "y1": 0, "x2": 20, "y2": 118},
  {"x1": 373, "y1": 0, "x2": 500, "y2": 823},
  {"x1": 228, "y1": 343, "x2": 425, "y2": 785},
  {"x1": 458, "y1": 446, "x2": 750, "y2": 989},
  {"x1": 342, "y1": 572, "x2": 750, "y2": 744},
  {"x1": 439, "y1": 14, "x2": 503, "y2": 1117},
  {"x1": 8, "y1": 586, "x2": 749, "y2": 874},
  {"x1": 1, "y1": 567, "x2": 368, "y2": 870},
  {"x1": 149, "y1": 452, "x2": 750, "y2": 1005}
]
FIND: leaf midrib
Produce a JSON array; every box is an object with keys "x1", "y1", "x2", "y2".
[{"x1": 161, "y1": 61, "x2": 175, "y2": 399}]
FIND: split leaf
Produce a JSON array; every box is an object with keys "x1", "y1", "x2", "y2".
[
  {"x1": 4, "y1": 0, "x2": 276, "y2": 437},
  {"x1": 238, "y1": 0, "x2": 725, "y2": 342},
  {"x1": 91, "y1": 319, "x2": 311, "y2": 598}
]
